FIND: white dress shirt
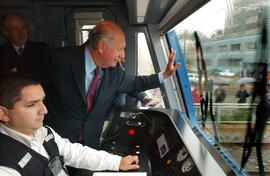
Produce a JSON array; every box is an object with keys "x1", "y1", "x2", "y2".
[
  {"x1": 85, "y1": 47, "x2": 98, "y2": 93},
  {"x1": 84, "y1": 47, "x2": 165, "y2": 95},
  {"x1": 0, "y1": 124, "x2": 121, "y2": 176},
  {"x1": 12, "y1": 45, "x2": 24, "y2": 56}
]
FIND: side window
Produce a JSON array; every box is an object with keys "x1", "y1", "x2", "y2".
[
  {"x1": 79, "y1": 25, "x2": 95, "y2": 45},
  {"x1": 137, "y1": 32, "x2": 165, "y2": 107},
  {"x1": 73, "y1": 12, "x2": 103, "y2": 45},
  {"x1": 170, "y1": 0, "x2": 269, "y2": 174}
]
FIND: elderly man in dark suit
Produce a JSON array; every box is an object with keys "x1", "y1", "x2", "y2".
[
  {"x1": 0, "y1": 13, "x2": 50, "y2": 77},
  {"x1": 42, "y1": 20, "x2": 179, "y2": 175},
  {"x1": 42, "y1": 20, "x2": 178, "y2": 149}
]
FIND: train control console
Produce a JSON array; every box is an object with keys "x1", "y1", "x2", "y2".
[{"x1": 99, "y1": 108, "x2": 243, "y2": 176}]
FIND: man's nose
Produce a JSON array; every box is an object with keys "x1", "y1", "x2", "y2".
[
  {"x1": 119, "y1": 51, "x2": 125, "y2": 61},
  {"x1": 15, "y1": 27, "x2": 27, "y2": 34},
  {"x1": 39, "y1": 102, "x2": 48, "y2": 115}
]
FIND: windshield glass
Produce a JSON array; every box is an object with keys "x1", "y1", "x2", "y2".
[{"x1": 171, "y1": 0, "x2": 270, "y2": 174}]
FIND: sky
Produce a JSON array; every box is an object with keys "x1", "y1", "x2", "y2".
[{"x1": 174, "y1": 0, "x2": 229, "y2": 37}]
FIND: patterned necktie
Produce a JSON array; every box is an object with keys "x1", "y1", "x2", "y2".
[
  {"x1": 18, "y1": 47, "x2": 24, "y2": 59},
  {"x1": 86, "y1": 68, "x2": 100, "y2": 111},
  {"x1": 78, "y1": 68, "x2": 100, "y2": 143}
]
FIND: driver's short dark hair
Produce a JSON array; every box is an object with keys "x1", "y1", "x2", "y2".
[{"x1": 0, "y1": 72, "x2": 40, "y2": 109}]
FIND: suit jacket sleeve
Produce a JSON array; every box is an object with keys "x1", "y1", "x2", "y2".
[{"x1": 116, "y1": 66, "x2": 161, "y2": 97}]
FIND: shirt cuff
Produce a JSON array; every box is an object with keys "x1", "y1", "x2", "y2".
[
  {"x1": 158, "y1": 72, "x2": 165, "y2": 84},
  {"x1": 137, "y1": 92, "x2": 147, "y2": 102},
  {"x1": 110, "y1": 155, "x2": 122, "y2": 171}
]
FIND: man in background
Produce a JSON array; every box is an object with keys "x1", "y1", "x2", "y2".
[
  {"x1": 236, "y1": 84, "x2": 249, "y2": 103},
  {"x1": 0, "y1": 13, "x2": 50, "y2": 78},
  {"x1": 214, "y1": 85, "x2": 226, "y2": 103}
]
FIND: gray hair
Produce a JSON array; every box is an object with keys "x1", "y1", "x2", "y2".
[{"x1": 87, "y1": 20, "x2": 122, "y2": 50}]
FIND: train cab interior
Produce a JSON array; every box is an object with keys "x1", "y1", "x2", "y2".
[{"x1": 0, "y1": 0, "x2": 270, "y2": 175}]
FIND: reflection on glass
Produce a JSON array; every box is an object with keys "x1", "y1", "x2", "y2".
[
  {"x1": 137, "y1": 32, "x2": 165, "y2": 107},
  {"x1": 171, "y1": 0, "x2": 270, "y2": 174}
]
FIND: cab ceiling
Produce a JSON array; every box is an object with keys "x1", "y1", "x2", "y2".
[
  {"x1": 1, "y1": 0, "x2": 209, "y2": 31},
  {"x1": 125, "y1": 0, "x2": 209, "y2": 31},
  {"x1": 125, "y1": 0, "x2": 176, "y2": 24}
]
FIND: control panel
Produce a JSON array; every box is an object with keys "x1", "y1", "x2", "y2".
[{"x1": 100, "y1": 108, "x2": 201, "y2": 176}]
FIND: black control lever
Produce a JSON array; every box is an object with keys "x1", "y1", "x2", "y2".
[{"x1": 127, "y1": 112, "x2": 153, "y2": 127}]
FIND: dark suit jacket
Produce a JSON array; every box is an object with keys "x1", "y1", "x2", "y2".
[
  {"x1": 43, "y1": 46, "x2": 161, "y2": 148},
  {"x1": 0, "y1": 41, "x2": 50, "y2": 77}
]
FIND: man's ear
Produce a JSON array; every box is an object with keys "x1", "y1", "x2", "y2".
[
  {"x1": 0, "y1": 106, "x2": 10, "y2": 122},
  {"x1": 97, "y1": 40, "x2": 105, "y2": 54}
]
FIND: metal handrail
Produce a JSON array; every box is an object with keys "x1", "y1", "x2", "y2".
[{"x1": 193, "y1": 103, "x2": 258, "y2": 123}]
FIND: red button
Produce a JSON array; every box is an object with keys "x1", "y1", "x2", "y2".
[{"x1": 128, "y1": 129, "x2": 135, "y2": 136}]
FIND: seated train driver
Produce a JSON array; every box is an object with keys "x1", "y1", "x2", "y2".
[{"x1": 0, "y1": 73, "x2": 139, "y2": 176}]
